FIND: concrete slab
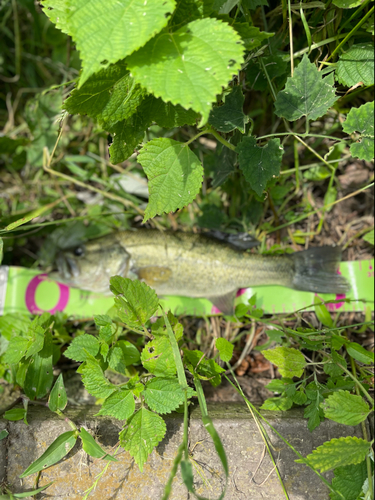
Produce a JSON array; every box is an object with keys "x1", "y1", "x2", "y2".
[{"x1": 0, "y1": 403, "x2": 369, "y2": 499}]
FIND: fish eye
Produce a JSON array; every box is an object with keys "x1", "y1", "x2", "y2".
[{"x1": 73, "y1": 246, "x2": 84, "y2": 257}]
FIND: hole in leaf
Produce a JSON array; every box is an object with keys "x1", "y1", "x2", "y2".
[
  {"x1": 100, "y1": 60, "x2": 108, "y2": 65},
  {"x1": 148, "y1": 346, "x2": 155, "y2": 353}
]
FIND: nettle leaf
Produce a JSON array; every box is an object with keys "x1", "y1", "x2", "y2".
[
  {"x1": 342, "y1": 101, "x2": 374, "y2": 161},
  {"x1": 64, "y1": 334, "x2": 100, "y2": 362},
  {"x1": 80, "y1": 427, "x2": 118, "y2": 461},
  {"x1": 246, "y1": 53, "x2": 287, "y2": 91},
  {"x1": 183, "y1": 349, "x2": 225, "y2": 387},
  {"x1": 275, "y1": 54, "x2": 338, "y2": 121},
  {"x1": 108, "y1": 112, "x2": 150, "y2": 164},
  {"x1": 263, "y1": 347, "x2": 306, "y2": 378},
  {"x1": 209, "y1": 86, "x2": 249, "y2": 133},
  {"x1": 144, "y1": 378, "x2": 195, "y2": 414},
  {"x1": 215, "y1": 338, "x2": 234, "y2": 362},
  {"x1": 237, "y1": 136, "x2": 284, "y2": 196},
  {"x1": 95, "y1": 389, "x2": 135, "y2": 420},
  {"x1": 141, "y1": 337, "x2": 177, "y2": 377},
  {"x1": 127, "y1": 18, "x2": 244, "y2": 124},
  {"x1": 140, "y1": 95, "x2": 199, "y2": 128},
  {"x1": 43, "y1": 0, "x2": 177, "y2": 87},
  {"x1": 80, "y1": 358, "x2": 117, "y2": 399},
  {"x1": 108, "y1": 341, "x2": 140, "y2": 374},
  {"x1": 260, "y1": 396, "x2": 294, "y2": 411},
  {"x1": 171, "y1": 0, "x2": 216, "y2": 25},
  {"x1": 48, "y1": 374, "x2": 68, "y2": 412},
  {"x1": 119, "y1": 407, "x2": 166, "y2": 472},
  {"x1": 3, "y1": 337, "x2": 29, "y2": 364},
  {"x1": 321, "y1": 390, "x2": 370, "y2": 426},
  {"x1": 295, "y1": 436, "x2": 371, "y2": 472},
  {"x1": 233, "y1": 23, "x2": 273, "y2": 51},
  {"x1": 110, "y1": 277, "x2": 159, "y2": 327},
  {"x1": 138, "y1": 138, "x2": 203, "y2": 221},
  {"x1": 330, "y1": 461, "x2": 367, "y2": 500},
  {"x1": 336, "y1": 42, "x2": 374, "y2": 87}
]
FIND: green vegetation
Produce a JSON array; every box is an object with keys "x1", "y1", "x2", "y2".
[{"x1": 0, "y1": 0, "x2": 374, "y2": 499}]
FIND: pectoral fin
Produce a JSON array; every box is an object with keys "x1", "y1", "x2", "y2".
[
  {"x1": 136, "y1": 266, "x2": 172, "y2": 286},
  {"x1": 208, "y1": 290, "x2": 237, "y2": 315}
]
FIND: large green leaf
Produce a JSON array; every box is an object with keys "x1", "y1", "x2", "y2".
[
  {"x1": 342, "y1": 101, "x2": 374, "y2": 161},
  {"x1": 108, "y1": 112, "x2": 150, "y2": 164},
  {"x1": 275, "y1": 54, "x2": 338, "y2": 121},
  {"x1": 79, "y1": 427, "x2": 118, "y2": 461},
  {"x1": 119, "y1": 407, "x2": 166, "y2": 471},
  {"x1": 330, "y1": 461, "x2": 367, "y2": 500},
  {"x1": 141, "y1": 336, "x2": 177, "y2": 377},
  {"x1": 295, "y1": 436, "x2": 371, "y2": 472},
  {"x1": 137, "y1": 138, "x2": 203, "y2": 221},
  {"x1": 127, "y1": 18, "x2": 244, "y2": 124},
  {"x1": 95, "y1": 389, "x2": 135, "y2": 420},
  {"x1": 140, "y1": 95, "x2": 199, "y2": 128},
  {"x1": 209, "y1": 86, "x2": 249, "y2": 133},
  {"x1": 237, "y1": 136, "x2": 284, "y2": 196},
  {"x1": 43, "y1": 0, "x2": 176, "y2": 86},
  {"x1": 262, "y1": 346, "x2": 306, "y2": 378},
  {"x1": 336, "y1": 43, "x2": 374, "y2": 87},
  {"x1": 320, "y1": 390, "x2": 370, "y2": 426},
  {"x1": 332, "y1": 0, "x2": 363, "y2": 7},
  {"x1": 143, "y1": 377, "x2": 195, "y2": 414},
  {"x1": 80, "y1": 358, "x2": 117, "y2": 399},
  {"x1": 64, "y1": 334, "x2": 100, "y2": 362},
  {"x1": 24, "y1": 352, "x2": 54, "y2": 401}
]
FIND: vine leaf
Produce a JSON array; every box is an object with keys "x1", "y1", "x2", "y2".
[
  {"x1": 342, "y1": 101, "x2": 374, "y2": 161},
  {"x1": 119, "y1": 407, "x2": 167, "y2": 472},
  {"x1": 143, "y1": 377, "x2": 195, "y2": 414},
  {"x1": 274, "y1": 54, "x2": 338, "y2": 121},
  {"x1": 236, "y1": 136, "x2": 284, "y2": 196},
  {"x1": 137, "y1": 138, "x2": 203, "y2": 221},
  {"x1": 95, "y1": 389, "x2": 135, "y2": 420},
  {"x1": 295, "y1": 436, "x2": 371, "y2": 472},
  {"x1": 320, "y1": 390, "x2": 370, "y2": 426},
  {"x1": 127, "y1": 18, "x2": 244, "y2": 125},
  {"x1": 43, "y1": 0, "x2": 176, "y2": 86},
  {"x1": 336, "y1": 43, "x2": 374, "y2": 87},
  {"x1": 209, "y1": 86, "x2": 249, "y2": 133},
  {"x1": 262, "y1": 346, "x2": 306, "y2": 378}
]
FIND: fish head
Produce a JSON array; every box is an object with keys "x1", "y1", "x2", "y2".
[{"x1": 52, "y1": 237, "x2": 130, "y2": 294}]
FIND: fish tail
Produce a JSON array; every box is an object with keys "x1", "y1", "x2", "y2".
[{"x1": 291, "y1": 246, "x2": 350, "y2": 294}]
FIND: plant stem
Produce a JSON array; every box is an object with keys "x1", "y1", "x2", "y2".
[
  {"x1": 207, "y1": 128, "x2": 237, "y2": 151},
  {"x1": 287, "y1": 0, "x2": 294, "y2": 76},
  {"x1": 257, "y1": 131, "x2": 344, "y2": 142},
  {"x1": 338, "y1": 0, "x2": 371, "y2": 33}
]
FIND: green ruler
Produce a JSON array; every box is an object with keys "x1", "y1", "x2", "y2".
[{"x1": 0, "y1": 260, "x2": 373, "y2": 318}]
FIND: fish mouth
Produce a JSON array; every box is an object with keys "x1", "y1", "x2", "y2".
[{"x1": 55, "y1": 252, "x2": 80, "y2": 280}]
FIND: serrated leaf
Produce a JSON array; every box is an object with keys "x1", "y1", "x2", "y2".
[
  {"x1": 246, "y1": 52, "x2": 287, "y2": 91},
  {"x1": 321, "y1": 390, "x2": 370, "y2": 426},
  {"x1": 80, "y1": 427, "x2": 117, "y2": 461},
  {"x1": 336, "y1": 43, "x2": 374, "y2": 87},
  {"x1": 363, "y1": 229, "x2": 374, "y2": 245},
  {"x1": 304, "y1": 399, "x2": 325, "y2": 431},
  {"x1": 275, "y1": 54, "x2": 338, "y2": 121},
  {"x1": 342, "y1": 101, "x2": 374, "y2": 161},
  {"x1": 215, "y1": 338, "x2": 234, "y2": 362},
  {"x1": 266, "y1": 378, "x2": 294, "y2": 394},
  {"x1": 171, "y1": 0, "x2": 216, "y2": 25},
  {"x1": 127, "y1": 18, "x2": 244, "y2": 124},
  {"x1": 64, "y1": 334, "x2": 100, "y2": 362},
  {"x1": 94, "y1": 315, "x2": 112, "y2": 327},
  {"x1": 119, "y1": 407, "x2": 166, "y2": 471},
  {"x1": 237, "y1": 136, "x2": 283, "y2": 196},
  {"x1": 137, "y1": 138, "x2": 203, "y2": 221},
  {"x1": 330, "y1": 461, "x2": 367, "y2": 500},
  {"x1": 209, "y1": 86, "x2": 249, "y2": 133},
  {"x1": 295, "y1": 436, "x2": 371, "y2": 472},
  {"x1": 234, "y1": 23, "x2": 273, "y2": 51},
  {"x1": 43, "y1": 0, "x2": 177, "y2": 87},
  {"x1": 141, "y1": 336, "x2": 177, "y2": 377},
  {"x1": 183, "y1": 349, "x2": 225, "y2": 387},
  {"x1": 48, "y1": 374, "x2": 68, "y2": 412},
  {"x1": 140, "y1": 95, "x2": 199, "y2": 128},
  {"x1": 262, "y1": 346, "x2": 306, "y2": 378},
  {"x1": 108, "y1": 112, "x2": 150, "y2": 164},
  {"x1": 110, "y1": 276, "x2": 159, "y2": 327},
  {"x1": 19, "y1": 430, "x2": 77, "y2": 478},
  {"x1": 80, "y1": 358, "x2": 117, "y2": 399},
  {"x1": 346, "y1": 341, "x2": 374, "y2": 364},
  {"x1": 324, "y1": 350, "x2": 346, "y2": 378},
  {"x1": 260, "y1": 396, "x2": 294, "y2": 411},
  {"x1": 95, "y1": 389, "x2": 135, "y2": 420},
  {"x1": 144, "y1": 378, "x2": 195, "y2": 414},
  {"x1": 3, "y1": 337, "x2": 29, "y2": 364},
  {"x1": 314, "y1": 296, "x2": 334, "y2": 327},
  {"x1": 293, "y1": 390, "x2": 308, "y2": 405}
]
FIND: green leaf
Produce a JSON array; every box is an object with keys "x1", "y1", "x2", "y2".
[
  {"x1": 234, "y1": 23, "x2": 273, "y2": 51},
  {"x1": 237, "y1": 136, "x2": 284, "y2": 196},
  {"x1": 19, "y1": 430, "x2": 77, "y2": 478},
  {"x1": 64, "y1": 334, "x2": 100, "y2": 362},
  {"x1": 108, "y1": 112, "x2": 149, "y2": 164},
  {"x1": 94, "y1": 315, "x2": 112, "y2": 327},
  {"x1": 108, "y1": 341, "x2": 140, "y2": 374},
  {"x1": 208, "y1": 86, "x2": 249, "y2": 133},
  {"x1": 140, "y1": 95, "x2": 199, "y2": 128},
  {"x1": 363, "y1": 229, "x2": 374, "y2": 245},
  {"x1": 48, "y1": 374, "x2": 68, "y2": 412},
  {"x1": 304, "y1": 399, "x2": 325, "y2": 431},
  {"x1": 324, "y1": 350, "x2": 347, "y2": 378},
  {"x1": 260, "y1": 396, "x2": 294, "y2": 411},
  {"x1": 275, "y1": 54, "x2": 338, "y2": 121},
  {"x1": 246, "y1": 52, "x2": 287, "y2": 91},
  {"x1": 3, "y1": 408, "x2": 26, "y2": 422},
  {"x1": 295, "y1": 436, "x2": 371, "y2": 472},
  {"x1": 330, "y1": 461, "x2": 367, "y2": 500},
  {"x1": 119, "y1": 407, "x2": 166, "y2": 472},
  {"x1": 215, "y1": 338, "x2": 234, "y2": 363},
  {"x1": 320, "y1": 390, "x2": 370, "y2": 426},
  {"x1": 137, "y1": 138, "x2": 203, "y2": 222},
  {"x1": 79, "y1": 427, "x2": 117, "y2": 461},
  {"x1": 3, "y1": 337, "x2": 29, "y2": 365},
  {"x1": 0, "y1": 430, "x2": 9, "y2": 440},
  {"x1": 141, "y1": 336, "x2": 177, "y2": 377},
  {"x1": 183, "y1": 349, "x2": 225, "y2": 387},
  {"x1": 346, "y1": 341, "x2": 374, "y2": 364},
  {"x1": 314, "y1": 296, "x2": 334, "y2": 327},
  {"x1": 110, "y1": 276, "x2": 159, "y2": 327},
  {"x1": 80, "y1": 358, "x2": 117, "y2": 399},
  {"x1": 342, "y1": 101, "x2": 374, "y2": 161},
  {"x1": 95, "y1": 389, "x2": 135, "y2": 420},
  {"x1": 262, "y1": 347, "x2": 306, "y2": 378},
  {"x1": 3, "y1": 483, "x2": 53, "y2": 498},
  {"x1": 332, "y1": 0, "x2": 363, "y2": 7},
  {"x1": 127, "y1": 18, "x2": 244, "y2": 125},
  {"x1": 336, "y1": 43, "x2": 374, "y2": 87},
  {"x1": 143, "y1": 378, "x2": 195, "y2": 414},
  {"x1": 171, "y1": 0, "x2": 216, "y2": 25},
  {"x1": 24, "y1": 352, "x2": 54, "y2": 401},
  {"x1": 293, "y1": 390, "x2": 308, "y2": 405},
  {"x1": 43, "y1": 0, "x2": 177, "y2": 87}
]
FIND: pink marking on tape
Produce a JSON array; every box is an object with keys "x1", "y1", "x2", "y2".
[{"x1": 25, "y1": 274, "x2": 69, "y2": 314}]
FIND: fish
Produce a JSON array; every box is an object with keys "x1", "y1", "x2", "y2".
[{"x1": 53, "y1": 229, "x2": 350, "y2": 315}]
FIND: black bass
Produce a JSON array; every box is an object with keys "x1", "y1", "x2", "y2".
[{"x1": 54, "y1": 230, "x2": 350, "y2": 314}]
